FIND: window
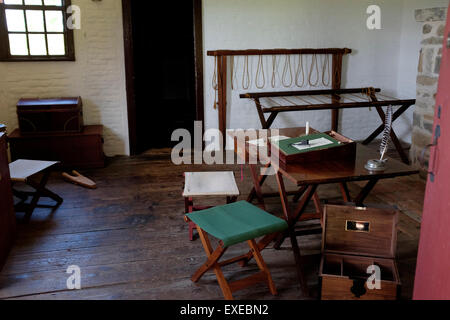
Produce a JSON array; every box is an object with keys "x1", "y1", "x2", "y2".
[{"x1": 0, "y1": 0, "x2": 74, "y2": 61}]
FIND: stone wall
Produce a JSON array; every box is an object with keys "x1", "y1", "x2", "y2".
[{"x1": 411, "y1": 7, "x2": 447, "y2": 171}]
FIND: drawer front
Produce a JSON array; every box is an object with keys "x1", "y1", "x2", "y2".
[{"x1": 321, "y1": 276, "x2": 398, "y2": 300}]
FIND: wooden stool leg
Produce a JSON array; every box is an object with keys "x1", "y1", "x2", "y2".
[
  {"x1": 185, "y1": 197, "x2": 196, "y2": 241},
  {"x1": 312, "y1": 192, "x2": 324, "y2": 226},
  {"x1": 195, "y1": 226, "x2": 233, "y2": 300},
  {"x1": 248, "y1": 239, "x2": 277, "y2": 295},
  {"x1": 23, "y1": 171, "x2": 52, "y2": 223},
  {"x1": 226, "y1": 196, "x2": 238, "y2": 204},
  {"x1": 189, "y1": 222, "x2": 196, "y2": 241}
]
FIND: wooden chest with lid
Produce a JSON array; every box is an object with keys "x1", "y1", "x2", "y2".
[{"x1": 17, "y1": 97, "x2": 83, "y2": 134}]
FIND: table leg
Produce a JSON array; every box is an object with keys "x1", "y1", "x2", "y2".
[
  {"x1": 292, "y1": 186, "x2": 308, "y2": 203},
  {"x1": 354, "y1": 179, "x2": 379, "y2": 206},
  {"x1": 247, "y1": 163, "x2": 271, "y2": 203},
  {"x1": 248, "y1": 164, "x2": 267, "y2": 210},
  {"x1": 275, "y1": 171, "x2": 310, "y2": 295},
  {"x1": 274, "y1": 184, "x2": 318, "y2": 249},
  {"x1": 339, "y1": 182, "x2": 352, "y2": 202}
]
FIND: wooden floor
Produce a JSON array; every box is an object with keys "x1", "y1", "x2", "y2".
[{"x1": 0, "y1": 145, "x2": 425, "y2": 300}]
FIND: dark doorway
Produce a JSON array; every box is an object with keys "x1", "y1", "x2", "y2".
[{"x1": 122, "y1": 0, "x2": 203, "y2": 154}]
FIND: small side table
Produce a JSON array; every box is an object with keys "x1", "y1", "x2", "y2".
[{"x1": 183, "y1": 171, "x2": 240, "y2": 241}]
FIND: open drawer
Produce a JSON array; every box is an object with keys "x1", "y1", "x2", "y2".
[
  {"x1": 320, "y1": 253, "x2": 400, "y2": 300},
  {"x1": 319, "y1": 204, "x2": 400, "y2": 300}
]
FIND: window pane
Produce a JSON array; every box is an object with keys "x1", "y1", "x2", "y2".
[
  {"x1": 26, "y1": 10, "x2": 45, "y2": 32},
  {"x1": 44, "y1": 0, "x2": 63, "y2": 6},
  {"x1": 24, "y1": 0, "x2": 43, "y2": 5},
  {"x1": 5, "y1": 9, "x2": 26, "y2": 32},
  {"x1": 28, "y1": 34, "x2": 47, "y2": 55},
  {"x1": 45, "y1": 11, "x2": 64, "y2": 32},
  {"x1": 4, "y1": 0, "x2": 23, "y2": 4},
  {"x1": 47, "y1": 33, "x2": 65, "y2": 55},
  {"x1": 9, "y1": 34, "x2": 29, "y2": 55}
]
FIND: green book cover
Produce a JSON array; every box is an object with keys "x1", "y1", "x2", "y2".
[{"x1": 274, "y1": 133, "x2": 341, "y2": 156}]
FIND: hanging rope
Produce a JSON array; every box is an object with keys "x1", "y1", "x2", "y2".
[
  {"x1": 321, "y1": 54, "x2": 331, "y2": 87},
  {"x1": 282, "y1": 55, "x2": 293, "y2": 88},
  {"x1": 295, "y1": 54, "x2": 305, "y2": 88},
  {"x1": 271, "y1": 55, "x2": 278, "y2": 88},
  {"x1": 308, "y1": 54, "x2": 319, "y2": 87},
  {"x1": 255, "y1": 55, "x2": 266, "y2": 89},
  {"x1": 212, "y1": 56, "x2": 218, "y2": 109},
  {"x1": 242, "y1": 55, "x2": 251, "y2": 90},
  {"x1": 362, "y1": 87, "x2": 376, "y2": 100},
  {"x1": 362, "y1": 87, "x2": 377, "y2": 111}
]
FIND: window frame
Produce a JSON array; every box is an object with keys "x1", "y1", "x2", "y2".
[{"x1": 0, "y1": 0, "x2": 75, "y2": 62}]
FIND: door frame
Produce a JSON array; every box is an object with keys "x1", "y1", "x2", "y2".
[{"x1": 122, "y1": 0, "x2": 204, "y2": 155}]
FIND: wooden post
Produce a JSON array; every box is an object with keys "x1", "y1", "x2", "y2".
[
  {"x1": 331, "y1": 53, "x2": 344, "y2": 132},
  {"x1": 217, "y1": 56, "x2": 227, "y2": 150}
]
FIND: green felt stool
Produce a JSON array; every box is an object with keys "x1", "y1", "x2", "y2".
[
  {"x1": 187, "y1": 201, "x2": 288, "y2": 247},
  {"x1": 185, "y1": 201, "x2": 288, "y2": 300}
]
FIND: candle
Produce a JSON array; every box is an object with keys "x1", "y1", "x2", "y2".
[{"x1": 305, "y1": 121, "x2": 310, "y2": 135}]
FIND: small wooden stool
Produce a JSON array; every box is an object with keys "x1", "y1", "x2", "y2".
[
  {"x1": 185, "y1": 201, "x2": 288, "y2": 300},
  {"x1": 183, "y1": 171, "x2": 239, "y2": 241},
  {"x1": 9, "y1": 160, "x2": 63, "y2": 222}
]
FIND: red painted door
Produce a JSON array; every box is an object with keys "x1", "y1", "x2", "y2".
[{"x1": 413, "y1": 7, "x2": 450, "y2": 300}]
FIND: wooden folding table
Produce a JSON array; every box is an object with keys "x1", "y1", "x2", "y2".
[{"x1": 229, "y1": 127, "x2": 419, "y2": 295}]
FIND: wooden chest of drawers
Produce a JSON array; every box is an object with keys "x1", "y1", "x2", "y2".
[{"x1": 8, "y1": 125, "x2": 105, "y2": 169}]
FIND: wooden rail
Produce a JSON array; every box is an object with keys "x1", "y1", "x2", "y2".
[
  {"x1": 261, "y1": 99, "x2": 416, "y2": 113},
  {"x1": 240, "y1": 88, "x2": 381, "y2": 99},
  {"x1": 207, "y1": 48, "x2": 352, "y2": 56}
]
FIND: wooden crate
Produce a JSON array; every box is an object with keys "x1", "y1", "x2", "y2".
[
  {"x1": 17, "y1": 97, "x2": 83, "y2": 134},
  {"x1": 319, "y1": 204, "x2": 401, "y2": 300},
  {"x1": 270, "y1": 131, "x2": 356, "y2": 170}
]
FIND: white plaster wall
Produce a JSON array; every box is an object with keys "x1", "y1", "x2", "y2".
[
  {"x1": 0, "y1": 0, "x2": 129, "y2": 156},
  {"x1": 203, "y1": 0, "x2": 449, "y2": 147}
]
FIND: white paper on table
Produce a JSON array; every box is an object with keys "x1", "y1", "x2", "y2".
[
  {"x1": 247, "y1": 135, "x2": 290, "y2": 146},
  {"x1": 291, "y1": 137, "x2": 334, "y2": 151}
]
